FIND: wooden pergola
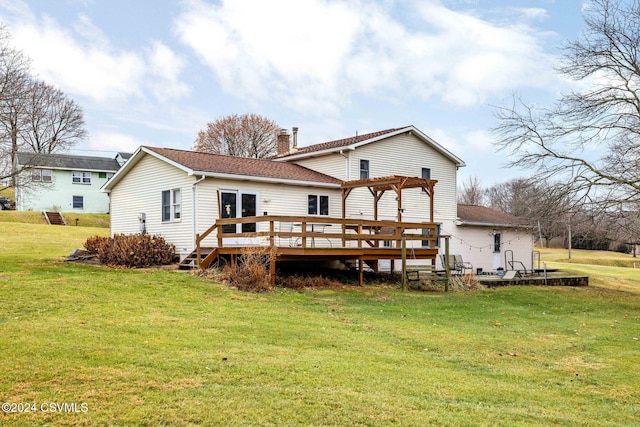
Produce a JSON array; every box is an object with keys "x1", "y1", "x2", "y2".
[{"x1": 341, "y1": 175, "x2": 437, "y2": 222}]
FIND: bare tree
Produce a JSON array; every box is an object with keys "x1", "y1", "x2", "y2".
[
  {"x1": 0, "y1": 25, "x2": 87, "y2": 190},
  {"x1": 21, "y1": 80, "x2": 87, "y2": 154},
  {"x1": 492, "y1": 0, "x2": 640, "y2": 214},
  {"x1": 486, "y1": 178, "x2": 570, "y2": 247},
  {"x1": 457, "y1": 175, "x2": 486, "y2": 205},
  {"x1": 194, "y1": 113, "x2": 280, "y2": 158},
  {"x1": 0, "y1": 25, "x2": 31, "y2": 189}
]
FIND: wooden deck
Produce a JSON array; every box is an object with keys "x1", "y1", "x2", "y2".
[{"x1": 193, "y1": 215, "x2": 442, "y2": 286}]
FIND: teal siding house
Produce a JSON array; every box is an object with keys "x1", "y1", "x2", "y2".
[{"x1": 16, "y1": 152, "x2": 130, "y2": 213}]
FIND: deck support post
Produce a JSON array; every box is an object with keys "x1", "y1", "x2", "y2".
[
  {"x1": 401, "y1": 234, "x2": 407, "y2": 291},
  {"x1": 270, "y1": 254, "x2": 276, "y2": 287},
  {"x1": 358, "y1": 258, "x2": 364, "y2": 286},
  {"x1": 444, "y1": 236, "x2": 450, "y2": 292}
]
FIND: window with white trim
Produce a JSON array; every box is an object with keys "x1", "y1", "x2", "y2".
[
  {"x1": 162, "y1": 189, "x2": 181, "y2": 222},
  {"x1": 32, "y1": 168, "x2": 52, "y2": 182},
  {"x1": 72, "y1": 171, "x2": 91, "y2": 184},
  {"x1": 359, "y1": 159, "x2": 370, "y2": 179},
  {"x1": 308, "y1": 195, "x2": 329, "y2": 216}
]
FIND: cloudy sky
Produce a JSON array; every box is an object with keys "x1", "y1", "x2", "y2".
[{"x1": 0, "y1": 0, "x2": 587, "y2": 185}]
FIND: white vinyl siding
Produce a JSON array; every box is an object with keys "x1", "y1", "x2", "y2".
[
  {"x1": 195, "y1": 179, "x2": 341, "y2": 248},
  {"x1": 286, "y1": 133, "x2": 458, "y2": 225},
  {"x1": 289, "y1": 153, "x2": 346, "y2": 180},
  {"x1": 344, "y1": 133, "x2": 458, "y2": 224},
  {"x1": 109, "y1": 154, "x2": 194, "y2": 257}
]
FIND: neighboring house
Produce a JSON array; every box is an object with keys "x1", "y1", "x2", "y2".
[
  {"x1": 454, "y1": 204, "x2": 535, "y2": 272},
  {"x1": 103, "y1": 125, "x2": 534, "y2": 273},
  {"x1": 15, "y1": 152, "x2": 128, "y2": 213}
]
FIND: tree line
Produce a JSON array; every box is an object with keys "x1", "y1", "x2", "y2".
[
  {"x1": 0, "y1": 23, "x2": 87, "y2": 189},
  {"x1": 486, "y1": 0, "x2": 639, "y2": 255}
]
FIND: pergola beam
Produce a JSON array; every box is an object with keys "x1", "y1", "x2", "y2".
[{"x1": 341, "y1": 175, "x2": 437, "y2": 222}]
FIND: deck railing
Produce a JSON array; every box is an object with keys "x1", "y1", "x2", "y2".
[{"x1": 196, "y1": 215, "x2": 438, "y2": 251}]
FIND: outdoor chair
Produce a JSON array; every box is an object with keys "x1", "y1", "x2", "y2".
[
  {"x1": 453, "y1": 255, "x2": 473, "y2": 275},
  {"x1": 278, "y1": 222, "x2": 301, "y2": 247},
  {"x1": 439, "y1": 254, "x2": 473, "y2": 275}
]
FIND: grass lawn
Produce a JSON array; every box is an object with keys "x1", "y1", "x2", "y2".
[
  {"x1": 0, "y1": 211, "x2": 109, "y2": 228},
  {"x1": 0, "y1": 223, "x2": 639, "y2": 426}
]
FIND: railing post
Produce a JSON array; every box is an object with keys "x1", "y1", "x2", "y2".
[
  {"x1": 269, "y1": 220, "x2": 274, "y2": 247},
  {"x1": 196, "y1": 233, "x2": 201, "y2": 269},
  {"x1": 301, "y1": 221, "x2": 307, "y2": 247}
]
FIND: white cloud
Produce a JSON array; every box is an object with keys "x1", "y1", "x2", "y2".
[
  {"x1": 146, "y1": 41, "x2": 190, "y2": 101},
  {"x1": 462, "y1": 129, "x2": 495, "y2": 151},
  {"x1": 88, "y1": 131, "x2": 147, "y2": 153},
  {"x1": 175, "y1": 0, "x2": 559, "y2": 116},
  {"x1": 424, "y1": 127, "x2": 464, "y2": 155},
  {"x1": 1, "y1": 1, "x2": 189, "y2": 103}
]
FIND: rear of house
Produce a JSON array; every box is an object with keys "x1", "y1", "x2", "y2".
[
  {"x1": 105, "y1": 127, "x2": 534, "y2": 276},
  {"x1": 105, "y1": 146, "x2": 342, "y2": 260}
]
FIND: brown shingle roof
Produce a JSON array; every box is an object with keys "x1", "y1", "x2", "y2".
[
  {"x1": 275, "y1": 127, "x2": 406, "y2": 158},
  {"x1": 457, "y1": 204, "x2": 531, "y2": 227},
  {"x1": 145, "y1": 147, "x2": 342, "y2": 185}
]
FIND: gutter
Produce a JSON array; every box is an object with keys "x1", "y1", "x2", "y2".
[
  {"x1": 455, "y1": 220, "x2": 535, "y2": 229},
  {"x1": 188, "y1": 170, "x2": 341, "y2": 188}
]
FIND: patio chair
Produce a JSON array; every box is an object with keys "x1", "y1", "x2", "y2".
[
  {"x1": 453, "y1": 255, "x2": 473, "y2": 275},
  {"x1": 439, "y1": 254, "x2": 473, "y2": 275},
  {"x1": 277, "y1": 222, "x2": 300, "y2": 247}
]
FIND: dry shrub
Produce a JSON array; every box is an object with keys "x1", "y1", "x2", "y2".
[
  {"x1": 278, "y1": 274, "x2": 345, "y2": 289},
  {"x1": 223, "y1": 246, "x2": 275, "y2": 293},
  {"x1": 450, "y1": 274, "x2": 484, "y2": 291},
  {"x1": 83, "y1": 235, "x2": 110, "y2": 253},
  {"x1": 83, "y1": 233, "x2": 176, "y2": 268}
]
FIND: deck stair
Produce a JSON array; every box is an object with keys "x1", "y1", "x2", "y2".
[
  {"x1": 179, "y1": 247, "x2": 218, "y2": 270},
  {"x1": 43, "y1": 211, "x2": 66, "y2": 225}
]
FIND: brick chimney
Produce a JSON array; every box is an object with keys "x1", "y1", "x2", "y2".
[{"x1": 277, "y1": 129, "x2": 290, "y2": 155}]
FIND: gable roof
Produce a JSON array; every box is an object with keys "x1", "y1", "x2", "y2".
[
  {"x1": 456, "y1": 204, "x2": 533, "y2": 228},
  {"x1": 17, "y1": 152, "x2": 121, "y2": 172},
  {"x1": 103, "y1": 146, "x2": 342, "y2": 191},
  {"x1": 274, "y1": 125, "x2": 466, "y2": 167}
]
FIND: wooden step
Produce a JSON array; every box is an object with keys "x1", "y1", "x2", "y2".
[
  {"x1": 44, "y1": 211, "x2": 66, "y2": 225},
  {"x1": 178, "y1": 248, "x2": 217, "y2": 270}
]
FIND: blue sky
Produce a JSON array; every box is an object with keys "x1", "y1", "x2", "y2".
[{"x1": 0, "y1": 0, "x2": 587, "y2": 186}]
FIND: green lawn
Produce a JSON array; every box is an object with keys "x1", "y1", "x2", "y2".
[
  {"x1": 1, "y1": 223, "x2": 639, "y2": 426},
  {"x1": 0, "y1": 211, "x2": 110, "y2": 228}
]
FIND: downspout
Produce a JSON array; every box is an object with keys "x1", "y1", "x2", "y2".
[
  {"x1": 192, "y1": 175, "x2": 206, "y2": 248},
  {"x1": 339, "y1": 149, "x2": 350, "y2": 180}
]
